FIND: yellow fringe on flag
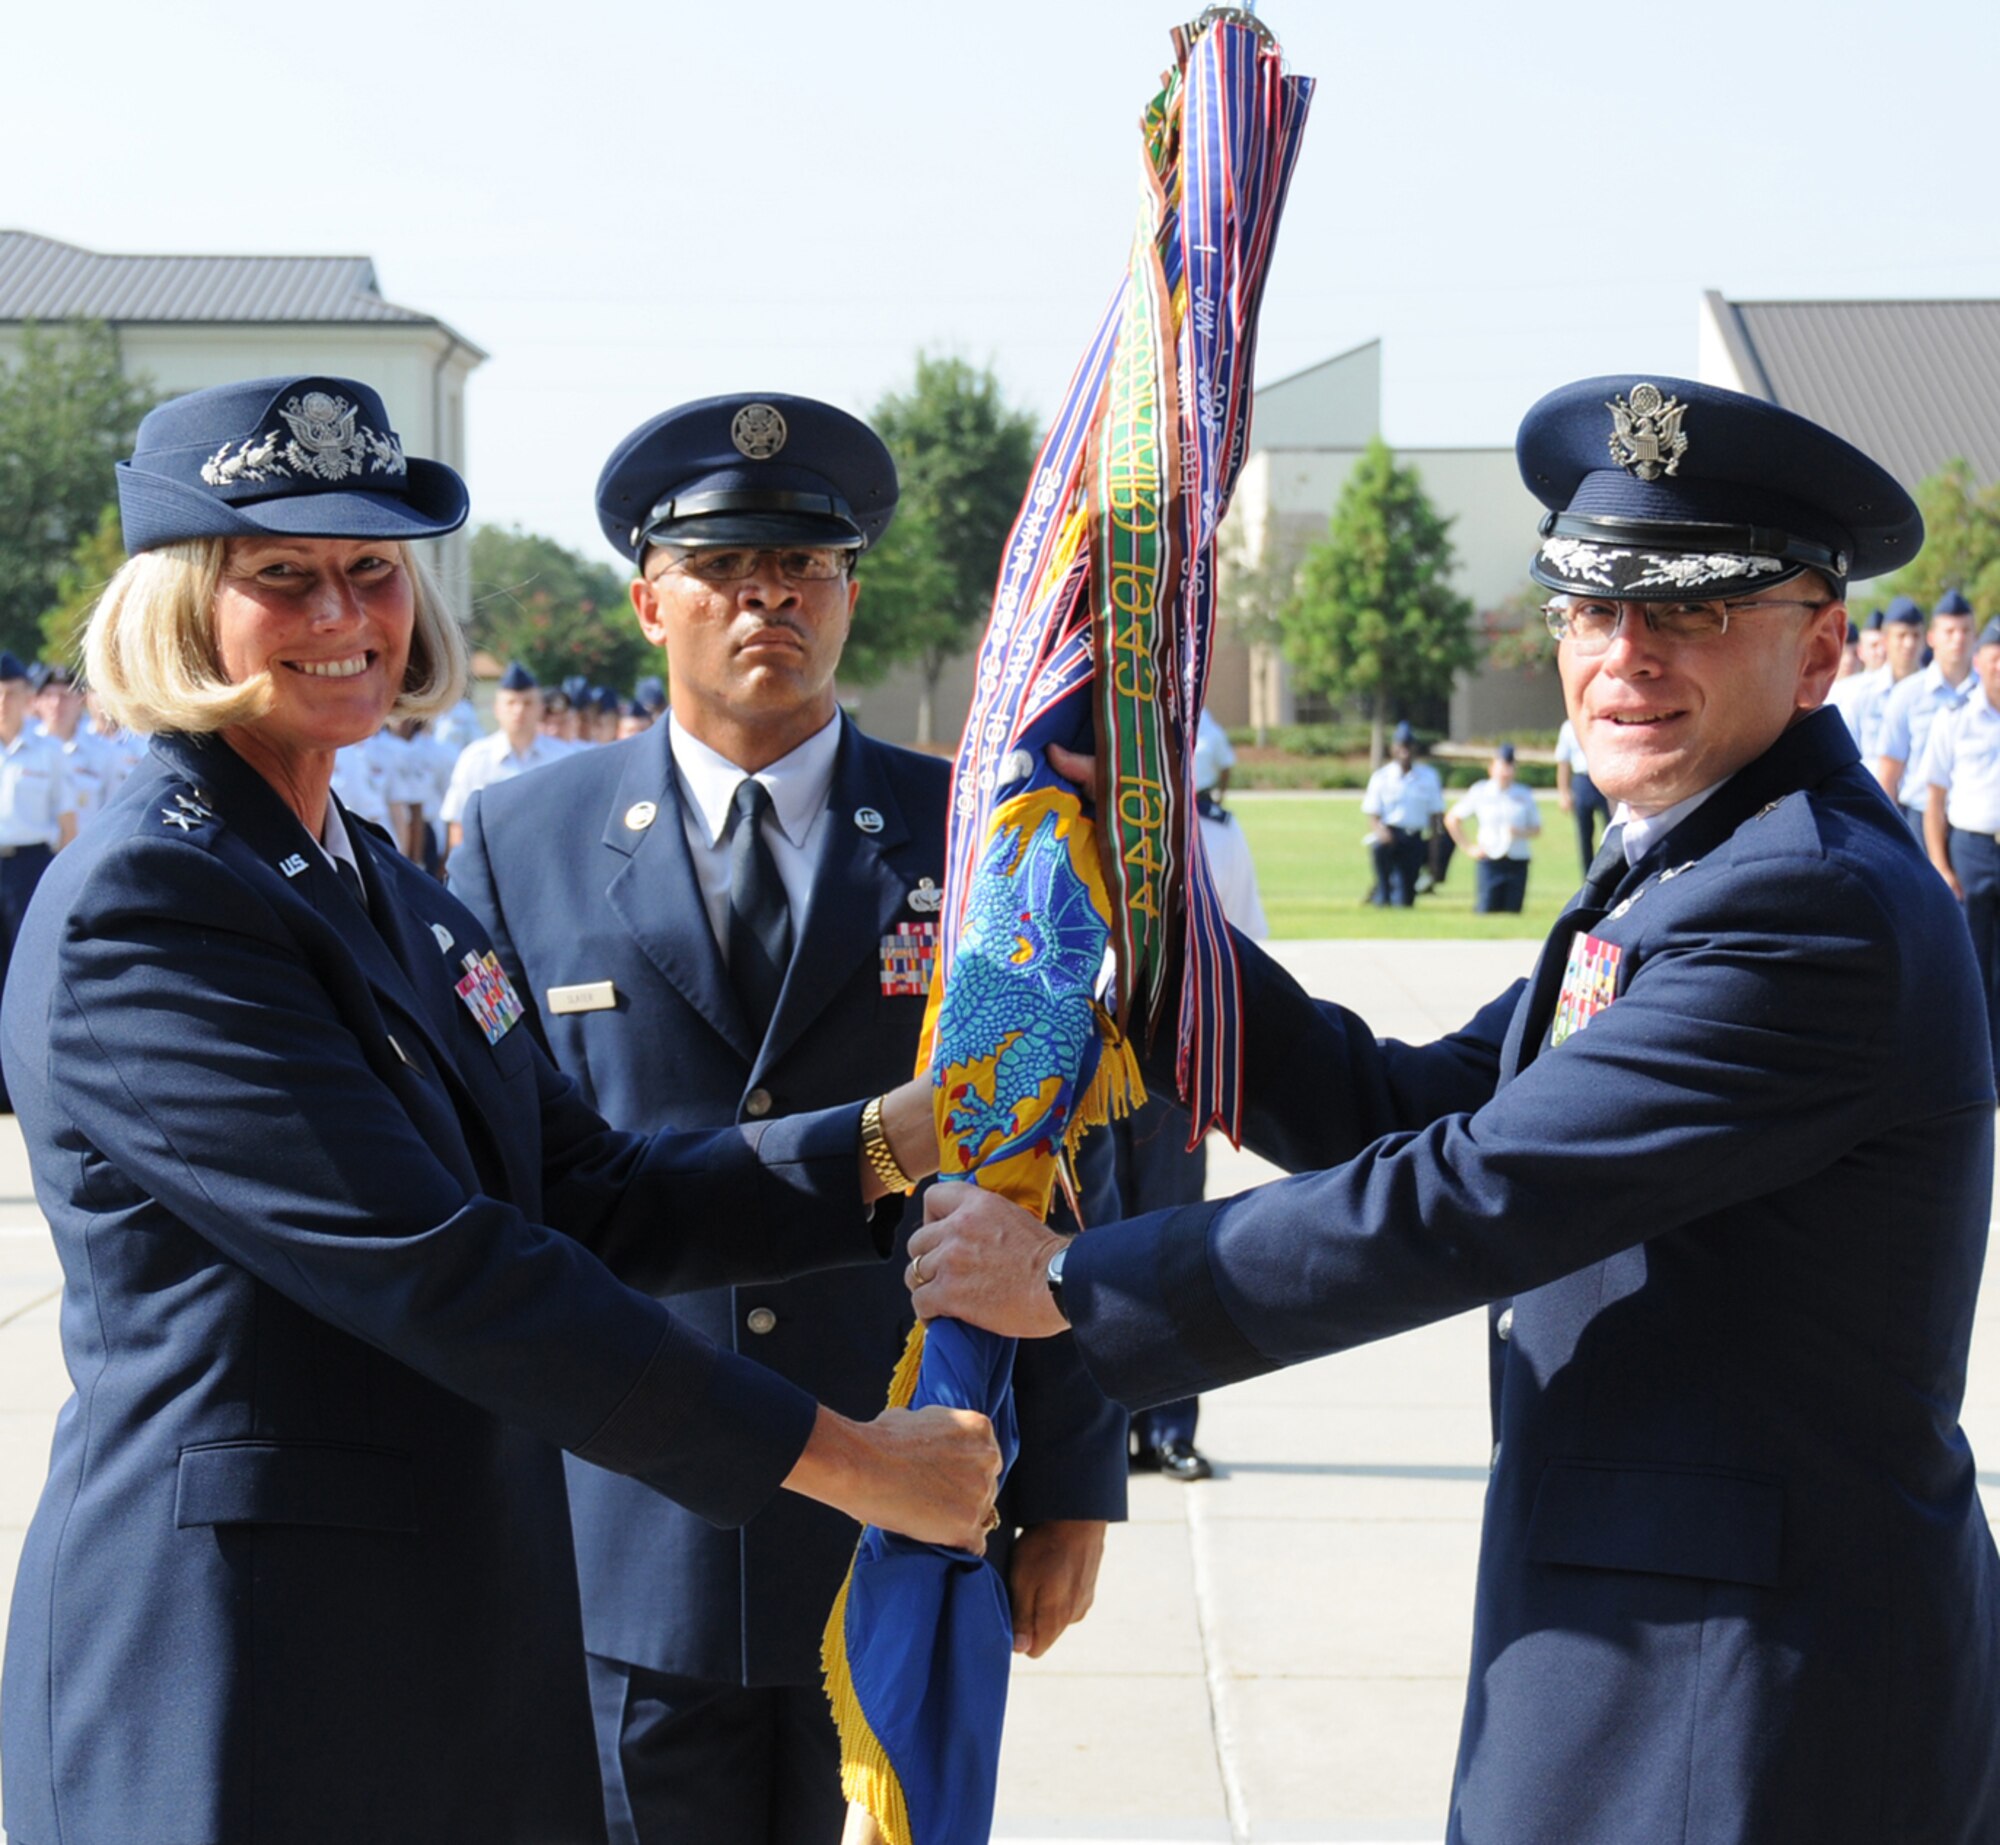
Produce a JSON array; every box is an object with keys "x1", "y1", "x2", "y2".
[{"x1": 822, "y1": 1317, "x2": 929, "y2": 1845}]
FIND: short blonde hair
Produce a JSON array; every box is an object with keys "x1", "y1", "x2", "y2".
[{"x1": 84, "y1": 538, "x2": 468, "y2": 736}]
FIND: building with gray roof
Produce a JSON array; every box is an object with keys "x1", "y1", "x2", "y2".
[{"x1": 0, "y1": 232, "x2": 484, "y2": 610}]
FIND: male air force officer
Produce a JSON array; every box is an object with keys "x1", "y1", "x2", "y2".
[
  {"x1": 910, "y1": 376, "x2": 2000, "y2": 1844},
  {"x1": 450, "y1": 396, "x2": 1125, "y2": 1844}
]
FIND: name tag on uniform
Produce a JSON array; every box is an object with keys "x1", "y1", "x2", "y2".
[
  {"x1": 547, "y1": 980, "x2": 618, "y2": 1015},
  {"x1": 1549, "y1": 931, "x2": 1622, "y2": 1048},
  {"x1": 880, "y1": 921, "x2": 939, "y2": 997},
  {"x1": 455, "y1": 951, "x2": 525, "y2": 1046}
]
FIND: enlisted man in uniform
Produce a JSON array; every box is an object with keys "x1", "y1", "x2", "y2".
[
  {"x1": 1922, "y1": 614, "x2": 2000, "y2": 1081},
  {"x1": 0, "y1": 651, "x2": 77, "y2": 1110},
  {"x1": 1361, "y1": 720, "x2": 1443, "y2": 905},
  {"x1": 1551, "y1": 716, "x2": 1609, "y2": 876},
  {"x1": 450, "y1": 394, "x2": 1126, "y2": 1845},
  {"x1": 910, "y1": 375, "x2": 2000, "y2": 1844},
  {"x1": 1444, "y1": 741, "x2": 1541, "y2": 913},
  {"x1": 1833, "y1": 592, "x2": 1922, "y2": 756},
  {"x1": 439, "y1": 661, "x2": 574, "y2": 853},
  {"x1": 30, "y1": 665, "x2": 118, "y2": 834},
  {"x1": 1876, "y1": 588, "x2": 1977, "y2": 831}
]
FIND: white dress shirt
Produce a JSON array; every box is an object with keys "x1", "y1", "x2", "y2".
[{"x1": 668, "y1": 713, "x2": 841, "y2": 960}]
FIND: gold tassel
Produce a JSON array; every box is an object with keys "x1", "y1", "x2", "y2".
[{"x1": 822, "y1": 1318, "x2": 930, "y2": 1845}]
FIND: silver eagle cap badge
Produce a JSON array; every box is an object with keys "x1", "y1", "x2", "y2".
[
  {"x1": 1607, "y1": 383, "x2": 1690, "y2": 482},
  {"x1": 730, "y1": 403, "x2": 788, "y2": 461}
]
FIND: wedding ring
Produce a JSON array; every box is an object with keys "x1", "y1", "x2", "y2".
[{"x1": 909, "y1": 1252, "x2": 930, "y2": 1288}]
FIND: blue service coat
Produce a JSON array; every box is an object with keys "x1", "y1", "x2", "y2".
[
  {"x1": 0, "y1": 732, "x2": 892, "y2": 1845},
  {"x1": 451, "y1": 715, "x2": 1126, "y2": 1686},
  {"x1": 1061, "y1": 709, "x2": 2000, "y2": 1843}
]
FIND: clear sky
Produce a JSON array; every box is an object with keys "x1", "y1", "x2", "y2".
[{"x1": 9, "y1": 0, "x2": 1998, "y2": 559}]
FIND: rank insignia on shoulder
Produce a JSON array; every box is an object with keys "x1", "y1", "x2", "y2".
[
  {"x1": 1550, "y1": 930, "x2": 1623, "y2": 1048},
  {"x1": 278, "y1": 853, "x2": 309, "y2": 878},
  {"x1": 880, "y1": 920, "x2": 940, "y2": 997},
  {"x1": 908, "y1": 877, "x2": 943, "y2": 914},
  {"x1": 455, "y1": 950, "x2": 524, "y2": 1046},
  {"x1": 160, "y1": 807, "x2": 199, "y2": 832},
  {"x1": 175, "y1": 792, "x2": 214, "y2": 820}
]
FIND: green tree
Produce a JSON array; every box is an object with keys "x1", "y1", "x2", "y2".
[
  {"x1": 38, "y1": 503, "x2": 127, "y2": 665},
  {"x1": 849, "y1": 354, "x2": 1038, "y2": 744},
  {"x1": 1279, "y1": 437, "x2": 1477, "y2": 763},
  {"x1": 0, "y1": 320, "x2": 153, "y2": 658},
  {"x1": 1481, "y1": 579, "x2": 1558, "y2": 677},
  {"x1": 1869, "y1": 458, "x2": 2000, "y2": 615},
  {"x1": 467, "y1": 524, "x2": 651, "y2": 693}
]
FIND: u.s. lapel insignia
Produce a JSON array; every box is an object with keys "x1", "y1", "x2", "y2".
[
  {"x1": 1607, "y1": 382, "x2": 1689, "y2": 481},
  {"x1": 1550, "y1": 931, "x2": 1623, "y2": 1047},
  {"x1": 908, "y1": 877, "x2": 943, "y2": 914},
  {"x1": 455, "y1": 949, "x2": 524, "y2": 1046},
  {"x1": 431, "y1": 923, "x2": 455, "y2": 954},
  {"x1": 623, "y1": 800, "x2": 658, "y2": 832},
  {"x1": 881, "y1": 921, "x2": 939, "y2": 996},
  {"x1": 278, "y1": 853, "x2": 309, "y2": 878},
  {"x1": 854, "y1": 807, "x2": 884, "y2": 835}
]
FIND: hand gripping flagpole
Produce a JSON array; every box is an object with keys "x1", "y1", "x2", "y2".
[{"x1": 824, "y1": 18, "x2": 1312, "y2": 1845}]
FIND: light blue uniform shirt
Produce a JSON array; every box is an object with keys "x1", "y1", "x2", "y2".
[
  {"x1": 0, "y1": 729, "x2": 75, "y2": 849},
  {"x1": 1828, "y1": 664, "x2": 1899, "y2": 758},
  {"x1": 1921, "y1": 687, "x2": 2000, "y2": 836},
  {"x1": 1878, "y1": 665, "x2": 1975, "y2": 809},
  {"x1": 1361, "y1": 760, "x2": 1444, "y2": 832}
]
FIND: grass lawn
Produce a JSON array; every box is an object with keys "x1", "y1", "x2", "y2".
[{"x1": 1231, "y1": 792, "x2": 1581, "y2": 940}]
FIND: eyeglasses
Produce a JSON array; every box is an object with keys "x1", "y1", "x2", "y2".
[
  {"x1": 659, "y1": 546, "x2": 852, "y2": 584},
  {"x1": 1542, "y1": 597, "x2": 1832, "y2": 654}
]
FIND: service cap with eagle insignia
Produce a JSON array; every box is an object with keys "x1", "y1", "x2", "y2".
[
  {"x1": 1517, "y1": 374, "x2": 1921, "y2": 604},
  {"x1": 116, "y1": 375, "x2": 468, "y2": 554},
  {"x1": 595, "y1": 393, "x2": 899, "y2": 565}
]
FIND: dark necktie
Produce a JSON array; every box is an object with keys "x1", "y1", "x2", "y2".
[
  {"x1": 1578, "y1": 823, "x2": 1628, "y2": 913},
  {"x1": 727, "y1": 778, "x2": 791, "y2": 1035},
  {"x1": 334, "y1": 855, "x2": 370, "y2": 916}
]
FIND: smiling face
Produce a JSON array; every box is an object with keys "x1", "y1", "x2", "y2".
[
  {"x1": 630, "y1": 545, "x2": 859, "y2": 770},
  {"x1": 212, "y1": 535, "x2": 413, "y2": 810},
  {"x1": 1558, "y1": 577, "x2": 1844, "y2": 816}
]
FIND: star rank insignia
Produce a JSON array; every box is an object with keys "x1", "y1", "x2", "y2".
[{"x1": 160, "y1": 807, "x2": 198, "y2": 832}]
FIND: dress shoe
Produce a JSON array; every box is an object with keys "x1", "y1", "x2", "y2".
[{"x1": 1155, "y1": 1439, "x2": 1212, "y2": 1482}]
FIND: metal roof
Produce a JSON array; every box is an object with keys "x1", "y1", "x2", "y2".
[
  {"x1": 1709, "y1": 292, "x2": 2000, "y2": 491},
  {"x1": 0, "y1": 231, "x2": 483, "y2": 351}
]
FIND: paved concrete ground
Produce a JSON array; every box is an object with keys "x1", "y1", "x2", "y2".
[{"x1": 0, "y1": 940, "x2": 1995, "y2": 1843}]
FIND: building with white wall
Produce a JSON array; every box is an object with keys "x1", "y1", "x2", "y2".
[{"x1": 0, "y1": 231, "x2": 485, "y2": 613}]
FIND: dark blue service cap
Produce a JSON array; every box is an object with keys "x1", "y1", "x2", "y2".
[
  {"x1": 1496, "y1": 742, "x2": 1517, "y2": 762},
  {"x1": 116, "y1": 376, "x2": 468, "y2": 554},
  {"x1": 596, "y1": 393, "x2": 898, "y2": 564},
  {"x1": 0, "y1": 651, "x2": 32, "y2": 684},
  {"x1": 1979, "y1": 618, "x2": 2000, "y2": 650},
  {"x1": 1519, "y1": 375, "x2": 1920, "y2": 602},
  {"x1": 1885, "y1": 595, "x2": 1925, "y2": 626},
  {"x1": 633, "y1": 674, "x2": 667, "y2": 714},
  {"x1": 1392, "y1": 720, "x2": 1415, "y2": 745},
  {"x1": 1864, "y1": 607, "x2": 1885, "y2": 631},
  {"x1": 498, "y1": 662, "x2": 538, "y2": 692},
  {"x1": 1845, "y1": 621, "x2": 1861, "y2": 646},
  {"x1": 1936, "y1": 589, "x2": 1975, "y2": 617},
  {"x1": 561, "y1": 675, "x2": 591, "y2": 705}
]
